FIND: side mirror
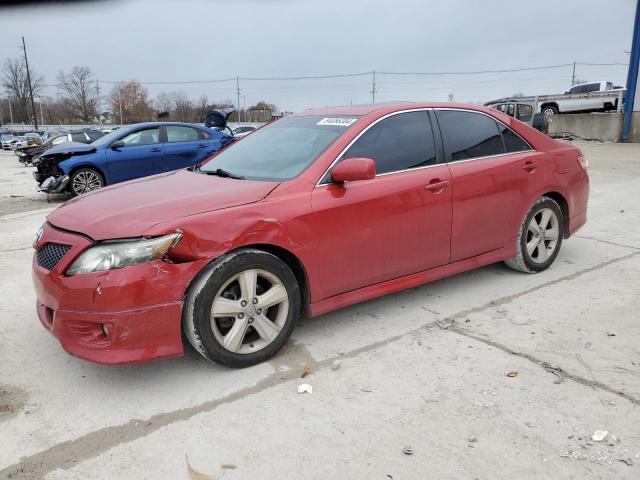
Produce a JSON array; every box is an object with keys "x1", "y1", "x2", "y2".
[
  {"x1": 110, "y1": 140, "x2": 124, "y2": 150},
  {"x1": 331, "y1": 157, "x2": 376, "y2": 183}
]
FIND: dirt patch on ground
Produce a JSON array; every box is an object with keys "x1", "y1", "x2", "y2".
[
  {"x1": 0, "y1": 196, "x2": 66, "y2": 217},
  {"x1": 0, "y1": 384, "x2": 29, "y2": 422}
]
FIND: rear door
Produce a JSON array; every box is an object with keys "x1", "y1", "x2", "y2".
[
  {"x1": 162, "y1": 125, "x2": 209, "y2": 171},
  {"x1": 105, "y1": 127, "x2": 163, "y2": 183},
  {"x1": 435, "y1": 109, "x2": 544, "y2": 262},
  {"x1": 310, "y1": 110, "x2": 452, "y2": 300}
]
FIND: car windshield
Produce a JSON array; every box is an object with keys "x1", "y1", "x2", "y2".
[{"x1": 201, "y1": 115, "x2": 359, "y2": 181}]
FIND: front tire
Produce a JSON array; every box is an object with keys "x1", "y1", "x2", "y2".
[
  {"x1": 505, "y1": 197, "x2": 564, "y2": 273},
  {"x1": 183, "y1": 249, "x2": 301, "y2": 368},
  {"x1": 69, "y1": 167, "x2": 104, "y2": 196}
]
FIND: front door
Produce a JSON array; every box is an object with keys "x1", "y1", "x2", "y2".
[
  {"x1": 309, "y1": 110, "x2": 452, "y2": 300},
  {"x1": 105, "y1": 127, "x2": 163, "y2": 183}
]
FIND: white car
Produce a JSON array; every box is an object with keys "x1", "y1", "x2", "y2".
[
  {"x1": 232, "y1": 125, "x2": 257, "y2": 138},
  {"x1": 14, "y1": 133, "x2": 42, "y2": 149},
  {"x1": 2, "y1": 136, "x2": 25, "y2": 150}
]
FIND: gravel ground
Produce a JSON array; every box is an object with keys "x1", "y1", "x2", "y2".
[{"x1": 0, "y1": 142, "x2": 639, "y2": 480}]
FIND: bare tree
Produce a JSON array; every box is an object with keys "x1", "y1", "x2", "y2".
[
  {"x1": 1, "y1": 56, "x2": 44, "y2": 123},
  {"x1": 56, "y1": 66, "x2": 97, "y2": 123},
  {"x1": 170, "y1": 90, "x2": 192, "y2": 122},
  {"x1": 154, "y1": 92, "x2": 173, "y2": 118},
  {"x1": 194, "y1": 94, "x2": 209, "y2": 122}
]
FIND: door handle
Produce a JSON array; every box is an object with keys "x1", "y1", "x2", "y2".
[
  {"x1": 150, "y1": 147, "x2": 162, "y2": 153},
  {"x1": 425, "y1": 179, "x2": 449, "y2": 191},
  {"x1": 522, "y1": 161, "x2": 538, "y2": 172},
  {"x1": 197, "y1": 144, "x2": 207, "y2": 148}
]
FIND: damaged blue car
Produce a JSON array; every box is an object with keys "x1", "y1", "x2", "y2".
[{"x1": 33, "y1": 122, "x2": 234, "y2": 196}]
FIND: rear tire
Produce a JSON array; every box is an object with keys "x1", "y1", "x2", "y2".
[
  {"x1": 541, "y1": 105, "x2": 558, "y2": 121},
  {"x1": 69, "y1": 167, "x2": 104, "y2": 196},
  {"x1": 183, "y1": 249, "x2": 301, "y2": 368},
  {"x1": 505, "y1": 197, "x2": 564, "y2": 273}
]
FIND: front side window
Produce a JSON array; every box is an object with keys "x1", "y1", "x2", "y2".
[
  {"x1": 121, "y1": 128, "x2": 160, "y2": 147},
  {"x1": 342, "y1": 111, "x2": 437, "y2": 175},
  {"x1": 166, "y1": 126, "x2": 199, "y2": 143},
  {"x1": 201, "y1": 115, "x2": 358, "y2": 181},
  {"x1": 437, "y1": 110, "x2": 504, "y2": 161}
]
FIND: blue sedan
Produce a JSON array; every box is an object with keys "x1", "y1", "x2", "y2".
[{"x1": 33, "y1": 122, "x2": 234, "y2": 196}]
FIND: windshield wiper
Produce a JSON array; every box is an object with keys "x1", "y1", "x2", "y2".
[{"x1": 200, "y1": 168, "x2": 245, "y2": 180}]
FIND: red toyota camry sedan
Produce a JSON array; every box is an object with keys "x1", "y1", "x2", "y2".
[{"x1": 32, "y1": 103, "x2": 589, "y2": 367}]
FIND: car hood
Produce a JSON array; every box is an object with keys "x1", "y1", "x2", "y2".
[
  {"x1": 42, "y1": 142, "x2": 95, "y2": 156},
  {"x1": 47, "y1": 170, "x2": 279, "y2": 240}
]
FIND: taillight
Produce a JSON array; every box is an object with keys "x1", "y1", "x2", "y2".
[{"x1": 577, "y1": 154, "x2": 589, "y2": 171}]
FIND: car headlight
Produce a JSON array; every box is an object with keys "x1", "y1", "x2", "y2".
[
  {"x1": 66, "y1": 232, "x2": 182, "y2": 276},
  {"x1": 33, "y1": 225, "x2": 44, "y2": 247}
]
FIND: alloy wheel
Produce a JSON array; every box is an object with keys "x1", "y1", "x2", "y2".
[
  {"x1": 210, "y1": 269, "x2": 289, "y2": 354},
  {"x1": 526, "y1": 207, "x2": 560, "y2": 264},
  {"x1": 72, "y1": 170, "x2": 103, "y2": 195}
]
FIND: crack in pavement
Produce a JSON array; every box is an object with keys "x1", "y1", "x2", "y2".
[
  {"x1": 2, "y1": 249, "x2": 639, "y2": 479},
  {"x1": 574, "y1": 234, "x2": 640, "y2": 251},
  {"x1": 448, "y1": 327, "x2": 640, "y2": 407},
  {"x1": 0, "y1": 246, "x2": 32, "y2": 254}
]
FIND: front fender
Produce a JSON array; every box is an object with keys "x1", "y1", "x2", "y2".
[{"x1": 58, "y1": 151, "x2": 106, "y2": 176}]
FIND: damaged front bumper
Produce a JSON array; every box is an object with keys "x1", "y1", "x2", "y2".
[{"x1": 35, "y1": 174, "x2": 70, "y2": 194}]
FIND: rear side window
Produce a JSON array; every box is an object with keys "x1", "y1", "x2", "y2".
[
  {"x1": 517, "y1": 104, "x2": 533, "y2": 122},
  {"x1": 437, "y1": 110, "x2": 504, "y2": 161},
  {"x1": 86, "y1": 131, "x2": 103, "y2": 141},
  {"x1": 198, "y1": 129, "x2": 213, "y2": 140},
  {"x1": 166, "y1": 126, "x2": 199, "y2": 143},
  {"x1": 496, "y1": 123, "x2": 531, "y2": 153},
  {"x1": 342, "y1": 111, "x2": 437, "y2": 174}
]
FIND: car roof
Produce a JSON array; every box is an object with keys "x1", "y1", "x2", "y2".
[
  {"x1": 126, "y1": 121, "x2": 206, "y2": 129},
  {"x1": 294, "y1": 101, "x2": 497, "y2": 118}
]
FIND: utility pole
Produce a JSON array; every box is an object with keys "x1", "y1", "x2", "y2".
[
  {"x1": 8, "y1": 97, "x2": 13, "y2": 124},
  {"x1": 242, "y1": 94, "x2": 246, "y2": 123},
  {"x1": 118, "y1": 86, "x2": 123, "y2": 125},
  {"x1": 95, "y1": 79, "x2": 102, "y2": 127},
  {"x1": 370, "y1": 70, "x2": 377, "y2": 103},
  {"x1": 39, "y1": 100, "x2": 44, "y2": 125},
  {"x1": 236, "y1": 76, "x2": 241, "y2": 122},
  {"x1": 21, "y1": 36, "x2": 38, "y2": 130},
  {"x1": 571, "y1": 61, "x2": 576, "y2": 86},
  {"x1": 622, "y1": 0, "x2": 640, "y2": 141}
]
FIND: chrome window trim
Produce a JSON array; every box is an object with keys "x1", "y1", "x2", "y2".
[
  {"x1": 315, "y1": 107, "x2": 534, "y2": 187},
  {"x1": 315, "y1": 108, "x2": 437, "y2": 187}
]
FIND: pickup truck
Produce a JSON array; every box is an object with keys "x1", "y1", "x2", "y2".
[
  {"x1": 485, "y1": 100, "x2": 548, "y2": 133},
  {"x1": 487, "y1": 81, "x2": 626, "y2": 121}
]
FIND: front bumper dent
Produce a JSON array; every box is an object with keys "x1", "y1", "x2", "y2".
[
  {"x1": 32, "y1": 223, "x2": 207, "y2": 364},
  {"x1": 35, "y1": 174, "x2": 69, "y2": 193}
]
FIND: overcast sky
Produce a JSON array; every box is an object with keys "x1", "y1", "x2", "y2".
[{"x1": 0, "y1": 0, "x2": 636, "y2": 112}]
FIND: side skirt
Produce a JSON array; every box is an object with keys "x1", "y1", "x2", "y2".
[{"x1": 309, "y1": 243, "x2": 516, "y2": 317}]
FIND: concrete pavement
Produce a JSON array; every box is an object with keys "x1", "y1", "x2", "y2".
[{"x1": 0, "y1": 142, "x2": 639, "y2": 479}]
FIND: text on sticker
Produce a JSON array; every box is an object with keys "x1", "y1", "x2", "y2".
[{"x1": 317, "y1": 118, "x2": 358, "y2": 127}]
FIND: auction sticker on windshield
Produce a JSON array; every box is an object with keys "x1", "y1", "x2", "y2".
[{"x1": 317, "y1": 117, "x2": 358, "y2": 127}]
